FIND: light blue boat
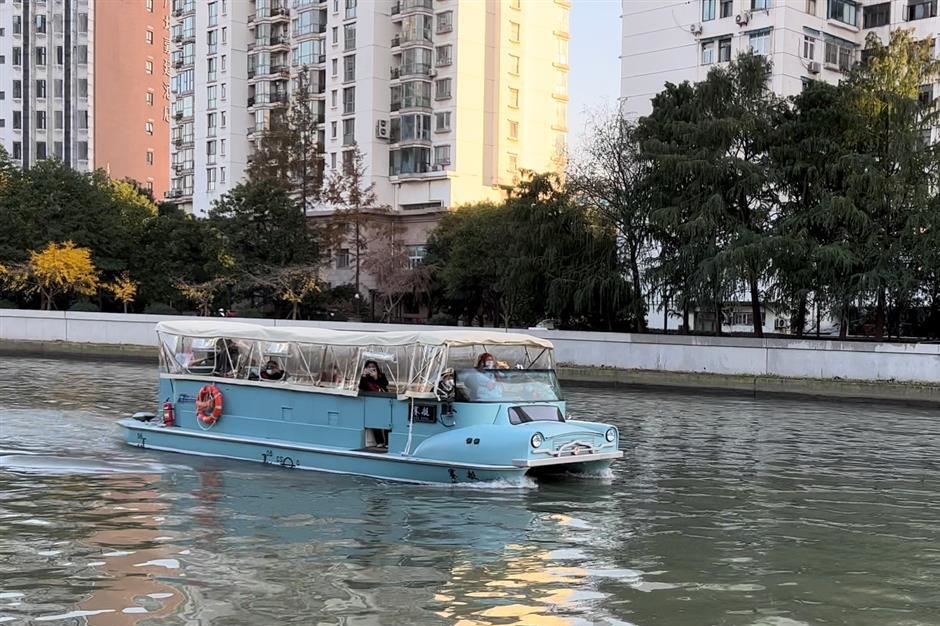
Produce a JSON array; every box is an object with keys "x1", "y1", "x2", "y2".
[{"x1": 118, "y1": 321, "x2": 623, "y2": 484}]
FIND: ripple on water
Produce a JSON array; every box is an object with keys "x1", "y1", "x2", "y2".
[{"x1": 1, "y1": 359, "x2": 940, "y2": 626}]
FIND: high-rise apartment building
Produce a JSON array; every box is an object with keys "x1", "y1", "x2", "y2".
[
  {"x1": 621, "y1": 0, "x2": 939, "y2": 117},
  {"x1": 0, "y1": 0, "x2": 170, "y2": 196},
  {"x1": 94, "y1": 0, "x2": 171, "y2": 199},
  {"x1": 165, "y1": 0, "x2": 570, "y2": 216},
  {"x1": 0, "y1": 0, "x2": 95, "y2": 169}
]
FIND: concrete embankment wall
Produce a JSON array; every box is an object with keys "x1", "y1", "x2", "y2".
[{"x1": 1, "y1": 310, "x2": 938, "y2": 405}]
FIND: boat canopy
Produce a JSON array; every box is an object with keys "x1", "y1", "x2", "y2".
[
  {"x1": 155, "y1": 320, "x2": 554, "y2": 400},
  {"x1": 155, "y1": 320, "x2": 553, "y2": 350}
]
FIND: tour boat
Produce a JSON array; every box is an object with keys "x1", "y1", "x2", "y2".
[{"x1": 118, "y1": 320, "x2": 623, "y2": 485}]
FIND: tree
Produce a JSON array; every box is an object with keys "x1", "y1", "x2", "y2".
[
  {"x1": 322, "y1": 144, "x2": 386, "y2": 315},
  {"x1": 639, "y1": 52, "x2": 782, "y2": 336},
  {"x1": 245, "y1": 66, "x2": 323, "y2": 213},
  {"x1": 249, "y1": 265, "x2": 321, "y2": 320},
  {"x1": 106, "y1": 272, "x2": 138, "y2": 314},
  {"x1": 176, "y1": 278, "x2": 229, "y2": 317},
  {"x1": 836, "y1": 29, "x2": 940, "y2": 338},
  {"x1": 209, "y1": 178, "x2": 316, "y2": 271},
  {"x1": 2, "y1": 241, "x2": 100, "y2": 310},
  {"x1": 570, "y1": 110, "x2": 654, "y2": 330},
  {"x1": 362, "y1": 225, "x2": 432, "y2": 322}
]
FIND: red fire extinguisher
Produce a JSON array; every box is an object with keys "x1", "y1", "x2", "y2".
[{"x1": 162, "y1": 400, "x2": 176, "y2": 427}]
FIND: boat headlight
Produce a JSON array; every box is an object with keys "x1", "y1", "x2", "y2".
[
  {"x1": 605, "y1": 427, "x2": 617, "y2": 443},
  {"x1": 530, "y1": 432, "x2": 544, "y2": 449}
]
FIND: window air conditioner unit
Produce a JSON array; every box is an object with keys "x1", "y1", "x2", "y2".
[
  {"x1": 690, "y1": 22, "x2": 703, "y2": 35},
  {"x1": 807, "y1": 61, "x2": 821, "y2": 74},
  {"x1": 735, "y1": 11, "x2": 750, "y2": 25},
  {"x1": 375, "y1": 119, "x2": 390, "y2": 139}
]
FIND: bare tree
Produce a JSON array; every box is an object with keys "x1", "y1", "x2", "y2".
[
  {"x1": 246, "y1": 265, "x2": 321, "y2": 320},
  {"x1": 362, "y1": 224, "x2": 432, "y2": 322},
  {"x1": 569, "y1": 109, "x2": 654, "y2": 331},
  {"x1": 322, "y1": 144, "x2": 387, "y2": 316}
]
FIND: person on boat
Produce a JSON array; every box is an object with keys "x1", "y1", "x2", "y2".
[
  {"x1": 359, "y1": 360, "x2": 389, "y2": 393},
  {"x1": 214, "y1": 338, "x2": 239, "y2": 376},
  {"x1": 437, "y1": 367, "x2": 456, "y2": 399},
  {"x1": 476, "y1": 353, "x2": 496, "y2": 370},
  {"x1": 260, "y1": 359, "x2": 285, "y2": 381},
  {"x1": 318, "y1": 364, "x2": 343, "y2": 385}
]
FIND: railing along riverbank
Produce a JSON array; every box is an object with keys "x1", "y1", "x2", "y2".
[{"x1": 1, "y1": 310, "x2": 938, "y2": 405}]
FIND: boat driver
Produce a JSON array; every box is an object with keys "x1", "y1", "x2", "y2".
[{"x1": 260, "y1": 359, "x2": 285, "y2": 381}]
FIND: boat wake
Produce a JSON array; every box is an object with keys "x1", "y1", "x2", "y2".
[{"x1": 0, "y1": 453, "x2": 174, "y2": 476}]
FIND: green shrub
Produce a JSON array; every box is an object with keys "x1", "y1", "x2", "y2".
[
  {"x1": 69, "y1": 300, "x2": 100, "y2": 312},
  {"x1": 143, "y1": 302, "x2": 179, "y2": 315},
  {"x1": 0, "y1": 299, "x2": 16, "y2": 309}
]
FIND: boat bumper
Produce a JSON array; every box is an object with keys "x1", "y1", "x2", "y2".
[{"x1": 511, "y1": 450, "x2": 623, "y2": 468}]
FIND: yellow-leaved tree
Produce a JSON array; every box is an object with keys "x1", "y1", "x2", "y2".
[
  {"x1": 25, "y1": 241, "x2": 99, "y2": 310},
  {"x1": 176, "y1": 278, "x2": 228, "y2": 316},
  {"x1": 106, "y1": 272, "x2": 138, "y2": 313}
]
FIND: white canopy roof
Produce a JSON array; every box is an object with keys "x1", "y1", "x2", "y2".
[{"x1": 156, "y1": 320, "x2": 553, "y2": 349}]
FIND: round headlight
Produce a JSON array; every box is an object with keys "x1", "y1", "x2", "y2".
[
  {"x1": 605, "y1": 427, "x2": 616, "y2": 443},
  {"x1": 530, "y1": 432, "x2": 544, "y2": 449}
]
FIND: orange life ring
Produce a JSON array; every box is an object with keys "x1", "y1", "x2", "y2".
[{"x1": 196, "y1": 384, "x2": 223, "y2": 425}]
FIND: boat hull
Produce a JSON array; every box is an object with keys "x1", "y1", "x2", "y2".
[{"x1": 118, "y1": 419, "x2": 544, "y2": 485}]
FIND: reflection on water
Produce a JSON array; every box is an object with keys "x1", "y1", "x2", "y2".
[{"x1": 1, "y1": 356, "x2": 939, "y2": 625}]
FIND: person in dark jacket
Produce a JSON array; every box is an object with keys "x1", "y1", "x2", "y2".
[{"x1": 358, "y1": 360, "x2": 389, "y2": 392}]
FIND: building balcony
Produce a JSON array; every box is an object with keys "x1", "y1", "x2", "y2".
[
  {"x1": 269, "y1": 35, "x2": 291, "y2": 50},
  {"x1": 251, "y1": 6, "x2": 290, "y2": 23},
  {"x1": 393, "y1": 63, "x2": 432, "y2": 78},
  {"x1": 392, "y1": 0, "x2": 433, "y2": 17},
  {"x1": 391, "y1": 34, "x2": 401, "y2": 48}
]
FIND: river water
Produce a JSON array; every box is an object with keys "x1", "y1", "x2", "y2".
[{"x1": 0, "y1": 357, "x2": 938, "y2": 626}]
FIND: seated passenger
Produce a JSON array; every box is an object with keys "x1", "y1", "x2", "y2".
[
  {"x1": 260, "y1": 359, "x2": 285, "y2": 381},
  {"x1": 318, "y1": 364, "x2": 343, "y2": 385},
  {"x1": 437, "y1": 367, "x2": 456, "y2": 399},
  {"x1": 476, "y1": 353, "x2": 496, "y2": 370},
  {"x1": 359, "y1": 360, "x2": 389, "y2": 393}
]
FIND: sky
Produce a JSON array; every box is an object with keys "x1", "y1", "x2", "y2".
[{"x1": 567, "y1": 0, "x2": 622, "y2": 150}]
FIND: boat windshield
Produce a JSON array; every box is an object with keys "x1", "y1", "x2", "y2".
[{"x1": 455, "y1": 369, "x2": 562, "y2": 403}]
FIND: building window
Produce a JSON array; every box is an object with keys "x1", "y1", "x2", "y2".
[
  {"x1": 701, "y1": 40, "x2": 716, "y2": 64},
  {"x1": 406, "y1": 245, "x2": 427, "y2": 268},
  {"x1": 12, "y1": 142, "x2": 22, "y2": 160},
  {"x1": 434, "y1": 145, "x2": 451, "y2": 166},
  {"x1": 332, "y1": 58, "x2": 339, "y2": 76},
  {"x1": 435, "y1": 78, "x2": 452, "y2": 100},
  {"x1": 509, "y1": 21, "x2": 520, "y2": 41},
  {"x1": 207, "y1": 168, "x2": 217, "y2": 192},
  {"x1": 344, "y1": 54, "x2": 356, "y2": 82},
  {"x1": 508, "y1": 120, "x2": 518, "y2": 140},
  {"x1": 12, "y1": 15, "x2": 22, "y2": 34},
  {"x1": 906, "y1": 0, "x2": 937, "y2": 20},
  {"x1": 553, "y1": 101, "x2": 566, "y2": 129},
  {"x1": 436, "y1": 45, "x2": 452, "y2": 66},
  {"x1": 331, "y1": 89, "x2": 338, "y2": 108},
  {"x1": 13, "y1": 80, "x2": 22, "y2": 99},
  {"x1": 36, "y1": 142, "x2": 47, "y2": 160},
  {"x1": 343, "y1": 86, "x2": 355, "y2": 113},
  {"x1": 803, "y1": 34, "x2": 816, "y2": 59},
  {"x1": 435, "y1": 111, "x2": 451, "y2": 132},
  {"x1": 12, "y1": 111, "x2": 21, "y2": 130},
  {"x1": 145, "y1": 59, "x2": 154, "y2": 74},
  {"x1": 437, "y1": 11, "x2": 454, "y2": 34},
  {"x1": 389, "y1": 147, "x2": 431, "y2": 175},
  {"x1": 828, "y1": 0, "x2": 859, "y2": 25},
  {"x1": 336, "y1": 248, "x2": 350, "y2": 268},
  {"x1": 749, "y1": 29, "x2": 771, "y2": 55},
  {"x1": 207, "y1": 85, "x2": 217, "y2": 109},
  {"x1": 343, "y1": 23, "x2": 356, "y2": 50},
  {"x1": 345, "y1": 0, "x2": 357, "y2": 19},
  {"x1": 35, "y1": 47, "x2": 47, "y2": 66},
  {"x1": 146, "y1": 29, "x2": 154, "y2": 45},
  {"x1": 78, "y1": 13, "x2": 89, "y2": 33},
  {"x1": 342, "y1": 118, "x2": 355, "y2": 145},
  {"x1": 36, "y1": 111, "x2": 46, "y2": 130},
  {"x1": 703, "y1": 0, "x2": 716, "y2": 21},
  {"x1": 508, "y1": 153, "x2": 518, "y2": 172},
  {"x1": 824, "y1": 37, "x2": 854, "y2": 70},
  {"x1": 718, "y1": 37, "x2": 732, "y2": 62},
  {"x1": 509, "y1": 54, "x2": 520, "y2": 75},
  {"x1": 56, "y1": 46, "x2": 64, "y2": 65},
  {"x1": 54, "y1": 141, "x2": 63, "y2": 158},
  {"x1": 35, "y1": 14, "x2": 47, "y2": 33},
  {"x1": 146, "y1": 0, "x2": 154, "y2": 12},
  {"x1": 720, "y1": 0, "x2": 733, "y2": 17},
  {"x1": 36, "y1": 80, "x2": 47, "y2": 98},
  {"x1": 145, "y1": 121, "x2": 154, "y2": 134},
  {"x1": 54, "y1": 110, "x2": 63, "y2": 129},
  {"x1": 208, "y1": 2, "x2": 218, "y2": 27},
  {"x1": 331, "y1": 121, "x2": 337, "y2": 138},
  {"x1": 146, "y1": 150, "x2": 154, "y2": 164},
  {"x1": 12, "y1": 48, "x2": 22, "y2": 66},
  {"x1": 752, "y1": 0, "x2": 771, "y2": 9},
  {"x1": 863, "y1": 2, "x2": 890, "y2": 26},
  {"x1": 508, "y1": 87, "x2": 519, "y2": 108}
]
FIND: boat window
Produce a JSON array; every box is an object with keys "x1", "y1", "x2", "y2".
[
  {"x1": 455, "y1": 369, "x2": 563, "y2": 403},
  {"x1": 508, "y1": 405, "x2": 565, "y2": 425}
]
